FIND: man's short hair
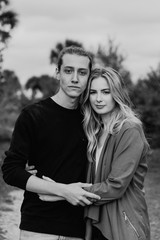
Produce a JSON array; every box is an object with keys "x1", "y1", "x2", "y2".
[{"x1": 57, "y1": 46, "x2": 92, "y2": 72}]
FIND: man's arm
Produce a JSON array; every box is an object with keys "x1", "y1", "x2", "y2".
[
  {"x1": 1, "y1": 110, "x2": 36, "y2": 189},
  {"x1": 2, "y1": 110, "x2": 100, "y2": 206},
  {"x1": 26, "y1": 175, "x2": 100, "y2": 206}
]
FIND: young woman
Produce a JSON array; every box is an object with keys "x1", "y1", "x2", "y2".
[{"x1": 82, "y1": 67, "x2": 150, "y2": 240}]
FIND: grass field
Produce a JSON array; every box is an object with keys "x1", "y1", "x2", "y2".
[{"x1": 0, "y1": 142, "x2": 160, "y2": 239}]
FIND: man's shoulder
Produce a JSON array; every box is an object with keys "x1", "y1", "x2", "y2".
[{"x1": 21, "y1": 98, "x2": 50, "y2": 118}]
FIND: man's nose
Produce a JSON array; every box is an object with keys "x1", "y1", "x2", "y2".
[{"x1": 71, "y1": 71, "x2": 78, "y2": 83}]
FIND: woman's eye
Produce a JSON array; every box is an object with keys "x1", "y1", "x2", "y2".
[
  {"x1": 103, "y1": 90, "x2": 110, "y2": 94},
  {"x1": 89, "y1": 91, "x2": 96, "y2": 95}
]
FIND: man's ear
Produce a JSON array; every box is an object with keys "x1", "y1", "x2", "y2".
[{"x1": 56, "y1": 67, "x2": 60, "y2": 80}]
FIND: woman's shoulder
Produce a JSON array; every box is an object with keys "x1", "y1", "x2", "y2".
[
  {"x1": 119, "y1": 120, "x2": 143, "y2": 136},
  {"x1": 118, "y1": 120, "x2": 149, "y2": 152}
]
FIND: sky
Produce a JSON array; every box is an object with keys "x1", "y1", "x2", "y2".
[{"x1": 3, "y1": 0, "x2": 160, "y2": 85}]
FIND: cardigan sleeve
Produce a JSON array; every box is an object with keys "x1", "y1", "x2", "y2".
[
  {"x1": 1, "y1": 109, "x2": 34, "y2": 190},
  {"x1": 85, "y1": 126, "x2": 146, "y2": 205}
]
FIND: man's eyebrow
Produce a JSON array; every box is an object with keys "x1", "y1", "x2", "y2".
[
  {"x1": 79, "y1": 68, "x2": 88, "y2": 70},
  {"x1": 76, "y1": 68, "x2": 89, "y2": 72},
  {"x1": 64, "y1": 66, "x2": 89, "y2": 70},
  {"x1": 64, "y1": 66, "x2": 73, "y2": 68}
]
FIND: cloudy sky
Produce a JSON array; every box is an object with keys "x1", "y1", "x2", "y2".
[{"x1": 3, "y1": 0, "x2": 160, "y2": 85}]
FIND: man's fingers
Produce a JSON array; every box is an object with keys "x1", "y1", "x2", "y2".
[
  {"x1": 85, "y1": 191, "x2": 101, "y2": 200},
  {"x1": 81, "y1": 198, "x2": 92, "y2": 206},
  {"x1": 81, "y1": 183, "x2": 93, "y2": 188}
]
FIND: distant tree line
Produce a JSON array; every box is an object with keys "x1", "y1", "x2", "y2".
[
  {"x1": 0, "y1": 1, "x2": 160, "y2": 148},
  {"x1": 0, "y1": 0, "x2": 18, "y2": 77},
  {"x1": 1, "y1": 39, "x2": 160, "y2": 148}
]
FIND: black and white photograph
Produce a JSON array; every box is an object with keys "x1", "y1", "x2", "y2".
[{"x1": 0, "y1": 0, "x2": 160, "y2": 239}]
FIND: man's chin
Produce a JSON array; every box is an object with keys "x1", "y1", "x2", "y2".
[
  {"x1": 68, "y1": 92, "x2": 81, "y2": 98},
  {"x1": 69, "y1": 94, "x2": 80, "y2": 99}
]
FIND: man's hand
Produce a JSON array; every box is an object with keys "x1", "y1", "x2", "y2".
[
  {"x1": 39, "y1": 177, "x2": 101, "y2": 206},
  {"x1": 26, "y1": 173, "x2": 101, "y2": 206},
  {"x1": 63, "y1": 182, "x2": 101, "y2": 206}
]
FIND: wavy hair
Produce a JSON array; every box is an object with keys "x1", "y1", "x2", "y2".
[{"x1": 81, "y1": 67, "x2": 142, "y2": 162}]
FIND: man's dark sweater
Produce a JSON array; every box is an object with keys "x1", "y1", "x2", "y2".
[{"x1": 1, "y1": 98, "x2": 88, "y2": 238}]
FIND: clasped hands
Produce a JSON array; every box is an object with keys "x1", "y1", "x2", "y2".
[{"x1": 26, "y1": 164, "x2": 100, "y2": 206}]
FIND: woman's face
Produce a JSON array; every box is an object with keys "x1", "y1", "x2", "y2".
[{"x1": 89, "y1": 77, "x2": 115, "y2": 116}]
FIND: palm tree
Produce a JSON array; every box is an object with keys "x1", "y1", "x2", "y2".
[
  {"x1": 95, "y1": 38, "x2": 133, "y2": 90},
  {"x1": 50, "y1": 39, "x2": 83, "y2": 64},
  {"x1": 25, "y1": 75, "x2": 59, "y2": 100},
  {"x1": 0, "y1": 0, "x2": 18, "y2": 44},
  {"x1": 0, "y1": 0, "x2": 18, "y2": 75}
]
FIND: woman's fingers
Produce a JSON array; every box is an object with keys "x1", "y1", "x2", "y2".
[
  {"x1": 25, "y1": 164, "x2": 37, "y2": 175},
  {"x1": 42, "y1": 176, "x2": 55, "y2": 182}
]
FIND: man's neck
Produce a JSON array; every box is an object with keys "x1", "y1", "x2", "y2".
[{"x1": 51, "y1": 92, "x2": 79, "y2": 110}]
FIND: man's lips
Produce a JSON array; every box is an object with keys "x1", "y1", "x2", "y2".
[{"x1": 68, "y1": 86, "x2": 80, "y2": 89}]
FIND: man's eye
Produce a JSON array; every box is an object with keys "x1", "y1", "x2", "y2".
[
  {"x1": 64, "y1": 69, "x2": 72, "y2": 74},
  {"x1": 79, "y1": 71, "x2": 87, "y2": 76}
]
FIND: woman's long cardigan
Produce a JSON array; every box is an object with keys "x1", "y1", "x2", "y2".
[{"x1": 85, "y1": 122, "x2": 150, "y2": 240}]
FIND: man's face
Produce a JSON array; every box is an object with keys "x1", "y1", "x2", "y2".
[{"x1": 57, "y1": 54, "x2": 90, "y2": 99}]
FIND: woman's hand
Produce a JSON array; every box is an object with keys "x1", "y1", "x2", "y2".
[{"x1": 25, "y1": 164, "x2": 37, "y2": 175}]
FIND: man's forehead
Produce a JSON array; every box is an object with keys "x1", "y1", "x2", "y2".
[{"x1": 62, "y1": 54, "x2": 90, "y2": 69}]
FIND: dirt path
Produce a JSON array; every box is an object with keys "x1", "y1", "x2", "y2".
[
  {"x1": 0, "y1": 190, "x2": 23, "y2": 240},
  {"x1": 0, "y1": 145, "x2": 160, "y2": 240}
]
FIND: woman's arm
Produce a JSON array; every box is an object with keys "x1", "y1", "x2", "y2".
[
  {"x1": 26, "y1": 175, "x2": 100, "y2": 206},
  {"x1": 25, "y1": 166, "x2": 100, "y2": 205},
  {"x1": 25, "y1": 167, "x2": 64, "y2": 201}
]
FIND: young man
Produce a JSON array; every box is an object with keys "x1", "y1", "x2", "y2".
[{"x1": 1, "y1": 46, "x2": 100, "y2": 240}]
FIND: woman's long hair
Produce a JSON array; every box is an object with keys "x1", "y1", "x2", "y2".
[{"x1": 81, "y1": 67, "x2": 142, "y2": 162}]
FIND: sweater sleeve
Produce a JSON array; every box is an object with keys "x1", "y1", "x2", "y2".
[
  {"x1": 85, "y1": 126, "x2": 145, "y2": 205},
  {"x1": 1, "y1": 109, "x2": 34, "y2": 190}
]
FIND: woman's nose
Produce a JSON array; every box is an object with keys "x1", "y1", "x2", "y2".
[{"x1": 96, "y1": 93, "x2": 102, "y2": 102}]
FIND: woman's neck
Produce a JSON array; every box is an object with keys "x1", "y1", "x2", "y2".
[{"x1": 101, "y1": 114, "x2": 111, "y2": 131}]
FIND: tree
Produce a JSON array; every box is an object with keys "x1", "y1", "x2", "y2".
[
  {"x1": 1, "y1": 69, "x2": 21, "y2": 93},
  {"x1": 132, "y1": 65, "x2": 160, "y2": 148},
  {"x1": 0, "y1": 0, "x2": 18, "y2": 73},
  {"x1": 0, "y1": 70, "x2": 21, "y2": 141},
  {"x1": 25, "y1": 75, "x2": 59, "y2": 101},
  {"x1": 94, "y1": 38, "x2": 133, "y2": 91},
  {"x1": 49, "y1": 38, "x2": 132, "y2": 87},
  {"x1": 50, "y1": 39, "x2": 83, "y2": 65},
  {"x1": 0, "y1": 69, "x2": 22, "y2": 110}
]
